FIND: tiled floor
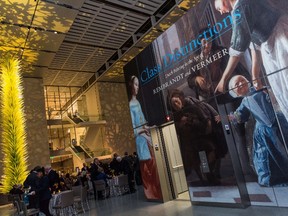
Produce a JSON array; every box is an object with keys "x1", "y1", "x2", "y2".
[
  {"x1": 1, "y1": 187, "x2": 288, "y2": 216},
  {"x1": 189, "y1": 182, "x2": 288, "y2": 207},
  {"x1": 83, "y1": 188, "x2": 288, "y2": 216}
]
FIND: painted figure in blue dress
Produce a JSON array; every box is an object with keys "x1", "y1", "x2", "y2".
[
  {"x1": 228, "y1": 75, "x2": 288, "y2": 186},
  {"x1": 128, "y1": 75, "x2": 162, "y2": 200}
]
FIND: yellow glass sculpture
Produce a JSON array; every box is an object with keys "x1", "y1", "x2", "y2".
[{"x1": 0, "y1": 56, "x2": 29, "y2": 193}]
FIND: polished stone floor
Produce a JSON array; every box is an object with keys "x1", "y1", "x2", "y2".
[
  {"x1": 83, "y1": 187, "x2": 288, "y2": 216},
  {"x1": 2, "y1": 187, "x2": 288, "y2": 216}
]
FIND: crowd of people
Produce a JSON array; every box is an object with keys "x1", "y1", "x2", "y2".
[
  {"x1": 89, "y1": 152, "x2": 140, "y2": 198},
  {"x1": 10, "y1": 165, "x2": 61, "y2": 216},
  {"x1": 9, "y1": 151, "x2": 141, "y2": 215}
]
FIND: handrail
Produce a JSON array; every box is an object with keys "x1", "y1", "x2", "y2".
[
  {"x1": 67, "y1": 146, "x2": 83, "y2": 161},
  {"x1": 172, "y1": 164, "x2": 184, "y2": 169}
]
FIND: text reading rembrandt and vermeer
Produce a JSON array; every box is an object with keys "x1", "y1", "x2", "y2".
[
  {"x1": 152, "y1": 48, "x2": 228, "y2": 94},
  {"x1": 139, "y1": 10, "x2": 241, "y2": 93}
]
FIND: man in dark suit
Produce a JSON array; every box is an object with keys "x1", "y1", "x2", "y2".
[
  {"x1": 23, "y1": 166, "x2": 42, "y2": 209},
  {"x1": 117, "y1": 156, "x2": 136, "y2": 193},
  {"x1": 38, "y1": 168, "x2": 52, "y2": 216},
  {"x1": 44, "y1": 165, "x2": 60, "y2": 193}
]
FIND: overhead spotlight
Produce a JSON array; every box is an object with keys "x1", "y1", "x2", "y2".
[{"x1": 54, "y1": 31, "x2": 57, "y2": 34}]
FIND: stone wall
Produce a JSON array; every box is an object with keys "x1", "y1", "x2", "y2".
[
  {"x1": 22, "y1": 77, "x2": 50, "y2": 170},
  {"x1": 97, "y1": 82, "x2": 136, "y2": 156}
]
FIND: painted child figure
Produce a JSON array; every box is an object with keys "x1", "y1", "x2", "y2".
[{"x1": 228, "y1": 75, "x2": 288, "y2": 187}]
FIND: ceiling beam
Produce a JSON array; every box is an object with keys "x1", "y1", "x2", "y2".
[
  {"x1": 62, "y1": 40, "x2": 118, "y2": 51},
  {"x1": 90, "y1": 0, "x2": 152, "y2": 17},
  {"x1": 47, "y1": 68, "x2": 96, "y2": 74}
]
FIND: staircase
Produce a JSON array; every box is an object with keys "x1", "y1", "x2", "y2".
[{"x1": 48, "y1": 113, "x2": 107, "y2": 163}]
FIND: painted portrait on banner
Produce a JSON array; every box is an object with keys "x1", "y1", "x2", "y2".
[
  {"x1": 124, "y1": 50, "x2": 163, "y2": 201},
  {"x1": 124, "y1": 0, "x2": 288, "y2": 206}
]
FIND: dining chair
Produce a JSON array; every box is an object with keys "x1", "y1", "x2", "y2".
[
  {"x1": 20, "y1": 200, "x2": 40, "y2": 216},
  {"x1": 114, "y1": 175, "x2": 130, "y2": 195},
  {"x1": 10, "y1": 195, "x2": 22, "y2": 215},
  {"x1": 52, "y1": 190, "x2": 77, "y2": 216},
  {"x1": 87, "y1": 180, "x2": 94, "y2": 200},
  {"x1": 72, "y1": 186, "x2": 89, "y2": 213},
  {"x1": 9, "y1": 194, "x2": 39, "y2": 216},
  {"x1": 93, "y1": 180, "x2": 109, "y2": 200}
]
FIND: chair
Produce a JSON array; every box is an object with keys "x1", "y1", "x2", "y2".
[
  {"x1": 10, "y1": 195, "x2": 22, "y2": 215},
  {"x1": 9, "y1": 194, "x2": 39, "y2": 216},
  {"x1": 87, "y1": 180, "x2": 94, "y2": 200},
  {"x1": 114, "y1": 175, "x2": 130, "y2": 195},
  {"x1": 93, "y1": 180, "x2": 109, "y2": 200},
  {"x1": 72, "y1": 186, "x2": 89, "y2": 213},
  {"x1": 20, "y1": 200, "x2": 40, "y2": 216},
  {"x1": 52, "y1": 190, "x2": 77, "y2": 216}
]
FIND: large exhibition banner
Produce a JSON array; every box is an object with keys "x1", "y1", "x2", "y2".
[
  {"x1": 124, "y1": 0, "x2": 288, "y2": 206},
  {"x1": 124, "y1": 46, "x2": 164, "y2": 201}
]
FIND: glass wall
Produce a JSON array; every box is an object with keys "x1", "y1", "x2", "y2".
[{"x1": 124, "y1": 0, "x2": 288, "y2": 207}]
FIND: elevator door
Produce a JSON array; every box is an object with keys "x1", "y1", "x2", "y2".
[{"x1": 162, "y1": 124, "x2": 188, "y2": 195}]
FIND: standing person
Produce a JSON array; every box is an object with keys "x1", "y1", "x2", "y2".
[
  {"x1": 81, "y1": 163, "x2": 89, "y2": 172},
  {"x1": 116, "y1": 156, "x2": 136, "y2": 193},
  {"x1": 38, "y1": 168, "x2": 52, "y2": 216},
  {"x1": 128, "y1": 75, "x2": 162, "y2": 200},
  {"x1": 44, "y1": 165, "x2": 60, "y2": 193},
  {"x1": 110, "y1": 153, "x2": 121, "y2": 176},
  {"x1": 80, "y1": 163, "x2": 89, "y2": 187},
  {"x1": 228, "y1": 75, "x2": 288, "y2": 186},
  {"x1": 90, "y1": 158, "x2": 108, "y2": 199},
  {"x1": 213, "y1": 0, "x2": 288, "y2": 121},
  {"x1": 23, "y1": 166, "x2": 41, "y2": 209},
  {"x1": 90, "y1": 158, "x2": 106, "y2": 184},
  {"x1": 123, "y1": 152, "x2": 134, "y2": 171}
]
